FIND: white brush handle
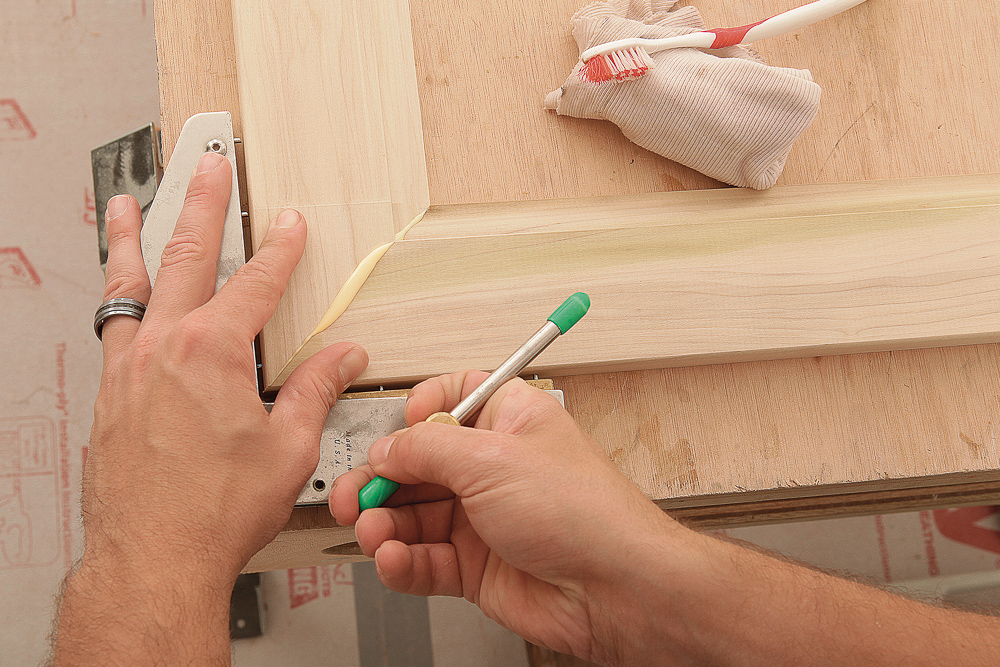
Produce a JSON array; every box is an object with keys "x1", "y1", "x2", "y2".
[
  {"x1": 741, "y1": 0, "x2": 868, "y2": 42},
  {"x1": 581, "y1": 0, "x2": 868, "y2": 61}
]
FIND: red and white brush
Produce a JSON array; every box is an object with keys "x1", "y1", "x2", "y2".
[{"x1": 579, "y1": 0, "x2": 868, "y2": 84}]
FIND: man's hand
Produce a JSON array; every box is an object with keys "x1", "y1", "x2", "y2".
[
  {"x1": 330, "y1": 372, "x2": 685, "y2": 661},
  {"x1": 332, "y1": 372, "x2": 1000, "y2": 667},
  {"x1": 54, "y1": 151, "x2": 368, "y2": 664}
]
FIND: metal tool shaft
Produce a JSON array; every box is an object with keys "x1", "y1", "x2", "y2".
[{"x1": 450, "y1": 320, "x2": 562, "y2": 424}]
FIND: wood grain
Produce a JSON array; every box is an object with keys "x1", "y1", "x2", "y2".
[
  {"x1": 410, "y1": 0, "x2": 721, "y2": 205},
  {"x1": 230, "y1": 0, "x2": 430, "y2": 373},
  {"x1": 246, "y1": 0, "x2": 1000, "y2": 386},
  {"x1": 279, "y1": 175, "x2": 1000, "y2": 387}
]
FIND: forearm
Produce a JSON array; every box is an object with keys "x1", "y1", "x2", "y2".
[
  {"x1": 591, "y1": 515, "x2": 1000, "y2": 666},
  {"x1": 53, "y1": 559, "x2": 232, "y2": 666}
]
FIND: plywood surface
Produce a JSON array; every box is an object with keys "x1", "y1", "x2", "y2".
[
  {"x1": 412, "y1": 0, "x2": 999, "y2": 198},
  {"x1": 153, "y1": 0, "x2": 1000, "y2": 564}
]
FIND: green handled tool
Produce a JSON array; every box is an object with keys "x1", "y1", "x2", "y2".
[{"x1": 358, "y1": 292, "x2": 591, "y2": 511}]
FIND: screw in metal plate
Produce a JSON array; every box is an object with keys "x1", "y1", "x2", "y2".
[{"x1": 206, "y1": 139, "x2": 227, "y2": 155}]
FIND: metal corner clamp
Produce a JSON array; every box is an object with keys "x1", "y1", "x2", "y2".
[{"x1": 93, "y1": 113, "x2": 563, "y2": 507}]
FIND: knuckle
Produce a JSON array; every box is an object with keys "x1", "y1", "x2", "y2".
[
  {"x1": 182, "y1": 180, "x2": 217, "y2": 211},
  {"x1": 289, "y1": 370, "x2": 340, "y2": 409},
  {"x1": 105, "y1": 217, "x2": 137, "y2": 245},
  {"x1": 227, "y1": 258, "x2": 285, "y2": 304},
  {"x1": 165, "y1": 315, "x2": 225, "y2": 362},
  {"x1": 103, "y1": 270, "x2": 150, "y2": 301},
  {"x1": 502, "y1": 389, "x2": 565, "y2": 436},
  {"x1": 159, "y1": 234, "x2": 208, "y2": 269},
  {"x1": 234, "y1": 259, "x2": 279, "y2": 291},
  {"x1": 178, "y1": 314, "x2": 223, "y2": 344},
  {"x1": 128, "y1": 333, "x2": 159, "y2": 368}
]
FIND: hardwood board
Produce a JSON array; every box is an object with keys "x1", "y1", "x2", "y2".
[
  {"x1": 407, "y1": 0, "x2": 1000, "y2": 199},
  {"x1": 153, "y1": 0, "x2": 240, "y2": 157},
  {"x1": 404, "y1": 175, "x2": 1000, "y2": 240},
  {"x1": 558, "y1": 344, "x2": 1000, "y2": 513},
  {"x1": 409, "y1": 0, "x2": 721, "y2": 206},
  {"x1": 230, "y1": 0, "x2": 430, "y2": 371},
  {"x1": 278, "y1": 175, "x2": 1000, "y2": 387}
]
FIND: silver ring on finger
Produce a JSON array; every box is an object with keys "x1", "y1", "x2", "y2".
[{"x1": 94, "y1": 298, "x2": 147, "y2": 340}]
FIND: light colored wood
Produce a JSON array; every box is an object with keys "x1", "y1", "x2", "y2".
[
  {"x1": 403, "y1": 177, "x2": 1000, "y2": 240},
  {"x1": 406, "y1": 0, "x2": 1000, "y2": 197},
  {"x1": 409, "y1": 0, "x2": 720, "y2": 205},
  {"x1": 278, "y1": 175, "x2": 1000, "y2": 387},
  {"x1": 238, "y1": 0, "x2": 1000, "y2": 387},
  {"x1": 559, "y1": 343, "x2": 1000, "y2": 518},
  {"x1": 153, "y1": 0, "x2": 240, "y2": 158},
  {"x1": 728, "y1": 0, "x2": 1000, "y2": 185},
  {"x1": 153, "y1": 0, "x2": 1000, "y2": 573},
  {"x1": 230, "y1": 0, "x2": 430, "y2": 373}
]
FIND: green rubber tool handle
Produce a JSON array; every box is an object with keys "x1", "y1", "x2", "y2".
[
  {"x1": 547, "y1": 292, "x2": 590, "y2": 334},
  {"x1": 357, "y1": 292, "x2": 590, "y2": 513},
  {"x1": 358, "y1": 476, "x2": 399, "y2": 511}
]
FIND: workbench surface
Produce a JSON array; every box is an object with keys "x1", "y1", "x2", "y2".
[{"x1": 153, "y1": 0, "x2": 1000, "y2": 568}]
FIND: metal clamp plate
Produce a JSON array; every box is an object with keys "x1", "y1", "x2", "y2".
[
  {"x1": 141, "y1": 112, "x2": 244, "y2": 292},
  {"x1": 290, "y1": 389, "x2": 564, "y2": 505}
]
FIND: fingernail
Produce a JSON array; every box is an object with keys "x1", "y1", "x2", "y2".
[
  {"x1": 338, "y1": 347, "x2": 368, "y2": 386},
  {"x1": 106, "y1": 195, "x2": 130, "y2": 221},
  {"x1": 367, "y1": 436, "x2": 395, "y2": 466},
  {"x1": 275, "y1": 209, "x2": 301, "y2": 229},
  {"x1": 195, "y1": 150, "x2": 225, "y2": 174}
]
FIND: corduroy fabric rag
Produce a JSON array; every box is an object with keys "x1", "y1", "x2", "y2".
[{"x1": 544, "y1": 0, "x2": 822, "y2": 189}]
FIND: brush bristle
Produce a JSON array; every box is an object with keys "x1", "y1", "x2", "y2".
[{"x1": 579, "y1": 46, "x2": 653, "y2": 84}]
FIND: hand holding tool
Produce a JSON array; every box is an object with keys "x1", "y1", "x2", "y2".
[{"x1": 358, "y1": 292, "x2": 591, "y2": 511}]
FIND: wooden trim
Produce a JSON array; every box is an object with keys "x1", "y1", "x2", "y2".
[{"x1": 279, "y1": 175, "x2": 1000, "y2": 388}]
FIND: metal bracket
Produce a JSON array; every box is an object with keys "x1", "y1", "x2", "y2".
[
  {"x1": 289, "y1": 390, "x2": 564, "y2": 506},
  {"x1": 141, "y1": 112, "x2": 245, "y2": 292},
  {"x1": 91, "y1": 123, "x2": 163, "y2": 269},
  {"x1": 229, "y1": 573, "x2": 264, "y2": 639}
]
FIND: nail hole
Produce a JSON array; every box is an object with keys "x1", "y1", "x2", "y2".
[
  {"x1": 312, "y1": 478, "x2": 326, "y2": 492},
  {"x1": 205, "y1": 139, "x2": 227, "y2": 155}
]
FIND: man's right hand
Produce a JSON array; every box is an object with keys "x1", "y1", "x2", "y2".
[
  {"x1": 329, "y1": 372, "x2": 688, "y2": 662},
  {"x1": 332, "y1": 372, "x2": 1000, "y2": 667}
]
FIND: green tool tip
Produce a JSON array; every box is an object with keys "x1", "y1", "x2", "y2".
[
  {"x1": 358, "y1": 476, "x2": 400, "y2": 511},
  {"x1": 547, "y1": 292, "x2": 590, "y2": 334}
]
